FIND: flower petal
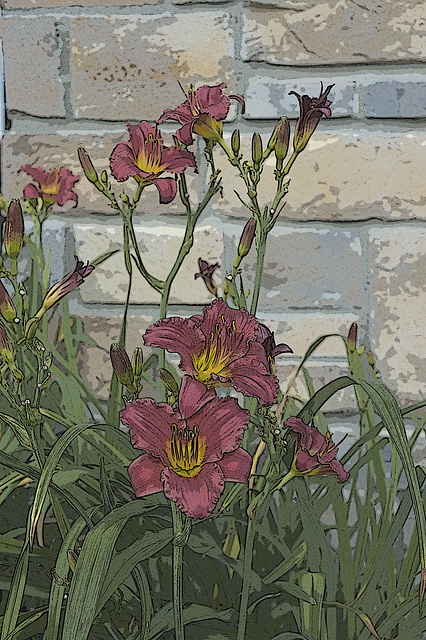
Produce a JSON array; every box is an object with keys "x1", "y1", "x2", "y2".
[
  {"x1": 226, "y1": 356, "x2": 279, "y2": 405},
  {"x1": 185, "y1": 395, "x2": 250, "y2": 464},
  {"x1": 218, "y1": 447, "x2": 252, "y2": 483},
  {"x1": 127, "y1": 122, "x2": 159, "y2": 158},
  {"x1": 178, "y1": 376, "x2": 216, "y2": 421},
  {"x1": 161, "y1": 147, "x2": 197, "y2": 173},
  {"x1": 176, "y1": 122, "x2": 196, "y2": 146},
  {"x1": 20, "y1": 164, "x2": 50, "y2": 184},
  {"x1": 161, "y1": 463, "x2": 225, "y2": 519},
  {"x1": 329, "y1": 459, "x2": 350, "y2": 483},
  {"x1": 158, "y1": 104, "x2": 193, "y2": 126},
  {"x1": 120, "y1": 398, "x2": 183, "y2": 463},
  {"x1": 152, "y1": 177, "x2": 177, "y2": 204},
  {"x1": 143, "y1": 317, "x2": 205, "y2": 375},
  {"x1": 109, "y1": 143, "x2": 139, "y2": 182},
  {"x1": 23, "y1": 184, "x2": 41, "y2": 199},
  {"x1": 128, "y1": 453, "x2": 165, "y2": 497},
  {"x1": 196, "y1": 83, "x2": 230, "y2": 120}
]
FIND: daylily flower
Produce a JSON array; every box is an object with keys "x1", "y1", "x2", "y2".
[
  {"x1": 20, "y1": 165, "x2": 79, "y2": 207},
  {"x1": 257, "y1": 323, "x2": 292, "y2": 375},
  {"x1": 109, "y1": 122, "x2": 196, "y2": 204},
  {"x1": 144, "y1": 298, "x2": 279, "y2": 405},
  {"x1": 158, "y1": 83, "x2": 245, "y2": 146},
  {"x1": 285, "y1": 417, "x2": 349, "y2": 483},
  {"x1": 121, "y1": 376, "x2": 252, "y2": 519},
  {"x1": 289, "y1": 83, "x2": 334, "y2": 153},
  {"x1": 34, "y1": 257, "x2": 94, "y2": 319},
  {"x1": 194, "y1": 257, "x2": 220, "y2": 297}
]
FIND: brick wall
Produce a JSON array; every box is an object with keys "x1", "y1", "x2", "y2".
[{"x1": 1, "y1": 0, "x2": 426, "y2": 411}]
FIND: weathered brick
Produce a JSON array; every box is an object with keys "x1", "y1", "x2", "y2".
[
  {"x1": 256, "y1": 312, "x2": 359, "y2": 357},
  {"x1": 245, "y1": 77, "x2": 358, "y2": 119},
  {"x1": 363, "y1": 74, "x2": 426, "y2": 118},
  {"x1": 4, "y1": 0, "x2": 159, "y2": 8},
  {"x1": 369, "y1": 227, "x2": 426, "y2": 404},
  {"x1": 242, "y1": 3, "x2": 426, "y2": 65},
  {"x1": 234, "y1": 226, "x2": 364, "y2": 310},
  {"x1": 1, "y1": 132, "x2": 197, "y2": 217},
  {"x1": 70, "y1": 13, "x2": 234, "y2": 121},
  {"x1": 73, "y1": 222, "x2": 223, "y2": 305},
  {"x1": 0, "y1": 17, "x2": 65, "y2": 117},
  {"x1": 213, "y1": 131, "x2": 426, "y2": 221}
]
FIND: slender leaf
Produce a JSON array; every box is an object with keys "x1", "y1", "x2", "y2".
[
  {"x1": 0, "y1": 542, "x2": 30, "y2": 640},
  {"x1": 148, "y1": 604, "x2": 235, "y2": 640}
]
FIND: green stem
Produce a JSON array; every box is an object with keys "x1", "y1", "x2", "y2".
[
  {"x1": 249, "y1": 230, "x2": 267, "y2": 317},
  {"x1": 171, "y1": 501, "x2": 185, "y2": 640}
]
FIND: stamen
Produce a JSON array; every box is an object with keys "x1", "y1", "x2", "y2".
[
  {"x1": 210, "y1": 332, "x2": 215, "y2": 341},
  {"x1": 215, "y1": 323, "x2": 221, "y2": 334},
  {"x1": 232, "y1": 320, "x2": 237, "y2": 331},
  {"x1": 221, "y1": 314, "x2": 226, "y2": 325}
]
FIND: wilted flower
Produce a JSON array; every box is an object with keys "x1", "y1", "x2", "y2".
[
  {"x1": 257, "y1": 323, "x2": 292, "y2": 375},
  {"x1": 0, "y1": 281, "x2": 17, "y2": 323},
  {"x1": 194, "y1": 258, "x2": 220, "y2": 297},
  {"x1": 4, "y1": 200, "x2": 24, "y2": 260},
  {"x1": 122, "y1": 376, "x2": 252, "y2": 519},
  {"x1": 285, "y1": 417, "x2": 349, "y2": 483},
  {"x1": 158, "y1": 83, "x2": 245, "y2": 146},
  {"x1": 109, "y1": 122, "x2": 196, "y2": 204},
  {"x1": 144, "y1": 298, "x2": 279, "y2": 405},
  {"x1": 21, "y1": 165, "x2": 79, "y2": 207},
  {"x1": 289, "y1": 83, "x2": 334, "y2": 154},
  {"x1": 34, "y1": 257, "x2": 94, "y2": 318}
]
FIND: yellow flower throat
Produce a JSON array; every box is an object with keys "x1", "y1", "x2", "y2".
[
  {"x1": 193, "y1": 314, "x2": 237, "y2": 385},
  {"x1": 166, "y1": 423, "x2": 206, "y2": 478}
]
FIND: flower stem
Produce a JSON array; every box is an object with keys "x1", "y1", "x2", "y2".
[
  {"x1": 171, "y1": 501, "x2": 185, "y2": 640},
  {"x1": 249, "y1": 228, "x2": 267, "y2": 317}
]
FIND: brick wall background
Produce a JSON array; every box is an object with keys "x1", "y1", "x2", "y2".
[{"x1": 0, "y1": 0, "x2": 425, "y2": 419}]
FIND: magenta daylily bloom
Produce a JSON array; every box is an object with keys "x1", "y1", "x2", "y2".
[
  {"x1": 21, "y1": 165, "x2": 79, "y2": 207},
  {"x1": 109, "y1": 122, "x2": 196, "y2": 204},
  {"x1": 144, "y1": 298, "x2": 279, "y2": 405},
  {"x1": 158, "y1": 83, "x2": 245, "y2": 146},
  {"x1": 285, "y1": 417, "x2": 349, "y2": 483},
  {"x1": 34, "y1": 257, "x2": 94, "y2": 318},
  {"x1": 289, "y1": 83, "x2": 334, "y2": 153},
  {"x1": 257, "y1": 323, "x2": 292, "y2": 374},
  {"x1": 121, "y1": 376, "x2": 252, "y2": 519}
]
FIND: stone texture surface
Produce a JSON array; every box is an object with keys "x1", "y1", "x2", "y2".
[
  {"x1": 69, "y1": 13, "x2": 234, "y2": 121},
  {"x1": 3, "y1": 0, "x2": 159, "y2": 7},
  {"x1": 238, "y1": 226, "x2": 364, "y2": 310},
  {"x1": 369, "y1": 227, "x2": 426, "y2": 404},
  {"x1": 363, "y1": 74, "x2": 426, "y2": 118},
  {"x1": 73, "y1": 222, "x2": 223, "y2": 305},
  {"x1": 213, "y1": 131, "x2": 426, "y2": 221},
  {"x1": 245, "y1": 77, "x2": 358, "y2": 119},
  {"x1": 1, "y1": 132, "x2": 198, "y2": 217},
  {"x1": 242, "y1": 3, "x2": 426, "y2": 65},
  {"x1": 0, "y1": 16, "x2": 65, "y2": 117}
]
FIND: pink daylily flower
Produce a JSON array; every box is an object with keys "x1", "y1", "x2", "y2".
[
  {"x1": 21, "y1": 165, "x2": 79, "y2": 207},
  {"x1": 289, "y1": 83, "x2": 334, "y2": 153},
  {"x1": 285, "y1": 417, "x2": 349, "y2": 483},
  {"x1": 257, "y1": 323, "x2": 292, "y2": 374},
  {"x1": 109, "y1": 122, "x2": 196, "y2": 204},
  {"x1": 121, "y1": 376, "x2": 252, "y2": 519},
  {"x1": 144, "y1": 298, "x2": 279, "y2": 405},
  {"x1": 158, "y1": 83, "x2": 245, "y2": 146},
  {"x1": 35, "y1": 257, "x2": 94, "y2": 317}
]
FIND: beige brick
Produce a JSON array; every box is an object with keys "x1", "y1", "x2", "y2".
[
  {"x1": 74, "y1": 222, "x2": 223, "y2": 305},
  {"x1": 242, "y1": 3, "x2": 426, "y2": 65},
  {"x1": 369, "y1": 227, "x2": 426, "y2": 404},
  {"x1": 256, "y1": 312, "x2": 359, "y2": 357},
  {"x1": 4, "y1": 0, "x2": 159, "y2": 7},
  {"x1": 213, "y1": 131, "x2": 426, "y2": 221},
  {"x1": 69, "y1": 13, "x2": 234, "y2": 121},
  {"x1": 0, "y1": 17, "x2": 65, "y2": 117},
  {"x1": 1, "y1": 132, "x2": 197, "y2": 217},
  {"x1": 77, "y1": 311, "x2": 157, "y2": 401}
]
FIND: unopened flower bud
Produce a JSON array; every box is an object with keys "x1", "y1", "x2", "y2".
[
  {"x1": 238, "y1": 218, "x2": 256, "y2": 258},
  {"x1": 0, "y1": 326, "x2": 14, "y2": 365},
  {"x1": 251, "y1": 132, "x2": 263, "y2": 167},
  {"x1": 4, "y1": 200, "x2": 24, "y2": 261},
  {"x1": 101, "y1": 170, "x2": 108, "y2": 185},
  {"x1": 366, "y1": 350, "x2": 375, "y2": 367},
  {"x1": 120, "y1": 193, "x2": 130, "y2": 204},
  {"x1": 0, "y1": 281, "x2": 17, "y2": 323},
  {"x1": 274, "y1": 118, "x2": 290, "y2": 163},
  {"x1": 78, "y1": 148, "x2": 99, "y2": 184},
  {"x1": 24, "y1": 317, "x2": 40, "y2": 341},
  {"x1": 347, "y1": 322, "x2": 358, "y2": 352},
  {"x1": 231, "y1": 129, "x2": 241, "y2": 156},
  {"x1": 110, "y1": 344, "x2": 135, "y2": 390},
  {"x1": 159, "y1": 369, "x2": 179, "y2": 395},
  {"x1": 131, "y1": 347, "x2": 144, "y2": 379}
]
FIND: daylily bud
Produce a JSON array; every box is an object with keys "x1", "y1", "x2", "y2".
[
  {"x1": 0, "y1": 326, "x2": 14, "y2": 365},
  {"x1": 0, "y1": 281, "x2": 17, "y2": 323},
  {"x1": 120, "y1": 193, "x2": 130, "y2": 204},
  {"x1": 159, "y1": 368, "x2": 179, "y2": 395},
  {"x1": 366, "y1": 350, "x2": 375, "y2": 367},
  {"x1": 192, "y1": 114, "x2": 223, "y2": 143},
  {"x1": 131, "y1": 347, "x2": 144, "y2": 379},
  {"x1": 274, "y1": 118, "x2": 290, "y2": 163},
  {"x1": 4, "y1": 200, "x2": 24, "y2": 260},
  {"x1": 347, "y1": 322, "x2": 358, "y2": 352},
  {"x1": 78, "y1": 148, "x2": 99, "y2": 184},
  {"x1": 251, "y1": 133, "x2": 263, "y2": 167},
  {"x1": 231, "y1": 129, "x2": 241, "y2": 156},
  {"x1": 101, "y1": 170, "x2": 108, "y2": 185},
  {"x1": 238, "y1": 218, "x2": 256, "y2": 258},
  {"x1": 24, "y1": 317, "x2": 40, "y2": 341},
  {"x1": 110, "y1": 344, "x2": 135, "y2": 390}
]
